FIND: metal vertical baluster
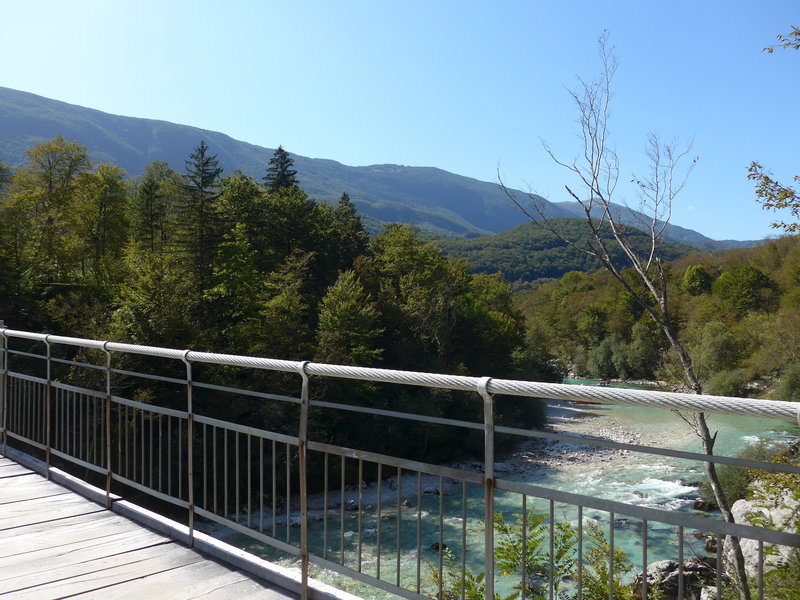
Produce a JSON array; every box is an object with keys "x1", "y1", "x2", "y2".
[
  {"x1": 178, "y1": 412, "x2": 182, "y2": 500},
  {"x1": 285, "y1": 442, "x2": 291, "y2": 543},
  {"x1": 642, "y1": 520, "x2": 648, "y2": 600},
  {"x1": 678, "y1": 526, "x2": 684, "y2": 599},
  {"x1": 224, "y1": 429, "x2": 229, "y2": 518},
  {"x1": 578, "y1": 505, "x2": 583, "y2": 600},
  {"x1": 461, "y1": 481, "x2": 467, "y2": 600},
  {"x1": 259, "y1": 437, "x2": 264, "y2": 533},
  {"x1": 92, "y1": 395, "x2": 97, "y2": 466},
  {"x1": 758, "y1": 540, "x2": 764, "y2": 600},
  {"x1": 296, "y1": 361, "x2": 310, "y2": 600},
  {"x1": 167, "y1": 416, "x2": 172, "y2": 496},
  {"x1": 182, "y1": 351, "x2": 194, "y2": 544},
  {"x1": 83, "y1": 392, "x2": 89, "y2": 461},
  {"x1": 102, "y1": 343, "x2": 112, "y2": 507},
  {"x1": 235, "y1": 431, "x2": 240, "y2": 524},
  {"x1": 716, "y1": 534, "x2": 722, "y2": 600},
  {"x1": 140, "y1": 408, "x2": 144, "y2": 483},
  {"x1": 478, "y1": 377, "x2": 495, "y2": 600},
  {"x1": 438, "y1": 475, "x2": 444, "y2": 600},
  {"x1": 416, "y1": 470, "x2": 422, "y2": 593},
  {"x1": 0, "y1": 325, "x2": 6, "y2": 456},
  {"x1": 521, "y1": 495, "x2": 527, "y2": 600},
  {"x1": 272, "y1": 440, "x2": 277, "y2": 538},
  {"x1": 357, "y1": 459, "x2": 364, "y2": 572},
  {"x1": 324, "y1": 453, "x2": 329, "y2": 559},
  {"x1": 609, "y1": 512, "x2": 615, "y2": 600},
  {"x1": 376, "y1": 461, "x2": 382, "y2": 579},
  {"x1": 44, "y1": 336, "x2": 51, "y2": 476},
  {"x1": 247, "y1": 435, "x2": 252, "y2": 529},
  {"x1": 213, "y1": 425, "x2": 218, "y2": 515},
  {"x1": 340, "y1": 455, "x2": 345, "y2": 564},
  {"x1": 396, "y1": 466, "x2": 402, "y2": 588},
  {"x1": 203, "y1": 423, "x2": 208, "y2": 510},
  {"x1": 549, "y1": 499, "x2": 555, "y2": 600},
  {"x1": 149, "y1": 409, "x2": 154, "y2": 489}
]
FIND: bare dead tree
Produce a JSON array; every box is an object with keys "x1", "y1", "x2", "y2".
[{"x1": 502, "y1": 32, "x2": 751, "y2": 600}]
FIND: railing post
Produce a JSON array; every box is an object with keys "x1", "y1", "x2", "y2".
[
  {"x1": 182, "y1": 350, "x2": 195, "y2": 546},
  {"x1": 478, "y1": 376, "x2": 495, "y2": 600},
  {"x1": 297, "y1": 361, "x2": 310, "y2": 600},
  {"x1": 44, "y1": 334, "x2": 52, "y2": 478},
  {"x1": 0, "y1": 323, "x2": 6, "y2": 457},
  {"x1": 103, "y1": 342, "x2": 113, "y2": 508}
]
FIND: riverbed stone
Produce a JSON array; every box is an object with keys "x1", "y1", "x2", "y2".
[
  {"x1": 633, "y1": 557, "x2": 718, "y2": 600},
  {"x1": 724, "y1": 480, "x2": 800, "y2": 577}
]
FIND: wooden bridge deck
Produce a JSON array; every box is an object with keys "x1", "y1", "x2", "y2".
[{"x1": 0, "y1": 456, "x2": 301, "y2": 599}]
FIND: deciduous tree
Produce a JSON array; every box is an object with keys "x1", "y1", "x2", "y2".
[{"x1": 502, "y1": 32, "x2": 750, "y2": 598}]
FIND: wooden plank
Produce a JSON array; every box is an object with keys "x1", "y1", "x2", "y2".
[
  {"x1": 0, "y1": 477, "x2": 72, "y2": 504},
  {"x1": 0, "y1": 518, "x2": 156, "y2": 560},
  {"x1": 0, "y1": 494, "x2": 102, "y2": 529},
  {"x1": 6, "y1": 543, "x2": 206, "y2": 598},
  {"x1": 0, "y1": 529, "x2": 167, "y2": 577},
  {"x1": 0, "y1": 511, "x2": 126, "y2": 547},
  {"x1": 0, "y1": 464, "x2": 31, "y2": 477},
  {"x1": 77, "y1": 560, "x2": 293, "y2": 600},
  {"x1": 197, "y1": 576, "x2": 300, "y2": 599}
]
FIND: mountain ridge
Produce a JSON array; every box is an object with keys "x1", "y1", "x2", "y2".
[{"x1": 0, "y1": 86, "x2": 757, "y2": 247}]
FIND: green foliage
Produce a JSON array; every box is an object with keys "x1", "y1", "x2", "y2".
[
  {"x1": 263, "y1": 145, "x2": 298, "y2": 193},
  {"x1": 581, "y1": 520, "x2": 636, "y2": 600},
  {"x1": 315, "y1": 271, "x2": 382, "y2": 366},
  {"x1": 774, "y1": 363, "x2": 800, "y2": 401},
  {"x1": 494, "y1": 509, "x2": 576, "y2": 597},
  {"x1": 130, "y1": 161, "x2": 182, "y2": 253},
  {"x1": 705, "y1": 368, "x2": 752, "y2": 397},
  {"x1": 109, "y1": 245, "x2": 199, "y2": 349},
  {"x1": 429, "y1": 552, "x2": 516, "y2": 600},
  {"x1": 712, "y1": 264, "x2": 774, "y2": 315},
  {"x1": 700, "y1": 441, "x2": 775, "y2": 505},
  {"x1": 178, "y1": 140, "x2": 224, "y2": 288},
  {"x1": 682, "y1": 264, "x2": 713, "y2": 295},
  {"x1": 435, "y1": 218, "x2": 694, "y2": 285}
]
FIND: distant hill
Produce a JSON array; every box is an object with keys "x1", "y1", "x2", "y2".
[
  {"x1": 435, "y1": 218, "x2": 696, "y2": 285},
  {"x1": 0, "y1": 86, "x2": 758, "y2": 247},
  {"x1": 0, "y1": 86, "x2": 572, "y2": 237},
  {"x1": 551, "y1": 201, "x2": 762, "y2": 252}
]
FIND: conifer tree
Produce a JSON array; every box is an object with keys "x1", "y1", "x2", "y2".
[
  {"x1": 178, "y1": 141, "x2": 223, "y2": 289},
  {"x1": 263, "y1": 145, "x2": 298, "y2": 193}
]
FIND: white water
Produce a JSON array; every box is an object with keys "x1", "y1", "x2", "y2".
[{"x1": 202, "y1": 398, "x2": 799, "y2": 599}]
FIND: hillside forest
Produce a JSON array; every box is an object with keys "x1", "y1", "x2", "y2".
[
  {"x1": 1, "y1": 136, "x2": 799, "y2": 459},
  {"x1": 0, "y1": 136, "x2": 553, "y2": 462}
]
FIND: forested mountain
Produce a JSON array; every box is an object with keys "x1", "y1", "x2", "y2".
[
  {"x1": 435, "y1": 219, "x2": 695, "y2": 285},
  {"x1": 0, "y1": 86, "x2": 564, "y2": 237},
  {"x1": 551, "y1": 201, "x2": 762, "y2": 251},
  {"x1": 515, "y1": 234, "x2": 800, "y2": 400},
  {"x1": 0, "y1": 86, "x2": 756, "y2": 247}
]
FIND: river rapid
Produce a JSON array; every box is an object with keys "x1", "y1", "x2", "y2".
[{"x1": 207, "y1": 386, "x2": 799, "y2": 599}]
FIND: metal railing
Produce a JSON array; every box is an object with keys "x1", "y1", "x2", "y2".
[{"x1": 1, "y1": 327, "x2": 799, "y2": 600}]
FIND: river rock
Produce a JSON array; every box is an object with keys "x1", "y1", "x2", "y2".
[
  {"x1": 633, "y1": 557, "x2": 719, "y2": 600},
  {"x1": 693, "y1": 497, "x2": 717, "y2": 511},
  {"x1": 723, "y1": 480, "x2": 800, "y2": 577}
]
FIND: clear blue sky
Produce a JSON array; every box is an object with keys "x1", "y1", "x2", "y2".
[{"x1": 2, "y1": 1, "x2": 798, "y2": 241}]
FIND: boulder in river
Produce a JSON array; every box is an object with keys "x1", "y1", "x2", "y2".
[{"x1": 633, "y1": 556, "x2": 720, "y2": 600}]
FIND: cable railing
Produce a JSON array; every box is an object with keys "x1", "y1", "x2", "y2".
[{"x1": 1, "y1": 327, "x2": 799, "y2": 600}]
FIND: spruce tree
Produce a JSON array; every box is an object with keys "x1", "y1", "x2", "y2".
[
  {"x1": 179, "y1": 141, "x2": 223, "y2": 289},
  {"x1": 263, "y1": 145, "x2": 298, "y2": 193}
]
